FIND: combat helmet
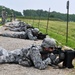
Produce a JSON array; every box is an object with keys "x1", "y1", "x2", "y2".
[
  {"x1": 2, "y1": 7, "x2": 5, "y2": 10},
  {"x1": 32, "y1": 28, "x2": 39, "y2": 33},
  {"x1": 41, "y1": 38, "x2": 56, "y2": 48}
]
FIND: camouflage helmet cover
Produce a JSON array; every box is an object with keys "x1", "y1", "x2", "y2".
[
  {"x1": 32, "y1": 28, "x2": 39, "y2": 33},
  {"x1": 2, "y1": 7, "x2": 5, "y2": 10},
  {"x1": 41, "y1": 38, "x2": 56, "y2": 48}
]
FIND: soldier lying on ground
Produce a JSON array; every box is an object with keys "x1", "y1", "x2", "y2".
[
  {"x1": 0, "y1": 28, "x2": 39, "y2": 40},
  {"x1": 5, "y1": 20, "x2": 24, "y2": 28},
  {"x1": 5, "y1": 21, "x2": 34, "y2": 32},
  {"x1": 5, "y1": 20, "x2": 30, "y2": 28},
  {"x1": 0, "y1": 37, "x2": 63, "y2": 70},
  {"x1": 8, "y1": 24, "x2": 34, "y2": 32}
]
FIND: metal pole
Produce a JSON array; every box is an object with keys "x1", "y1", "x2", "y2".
[
  {"x1": 32, "y1": 16, "x2": 34, "y2": 26},
  {"x1": 66, "y1": 0, "x2": 69, "y2": 45},
  {"x1": 46, "y1": 8, "x2": 50, "y2": 34},
  {"x1": 30, "y1": 14, "x2": 31, "y2": 24},
  {"x1": 38, "y1": 11, "x2": 41, "y2": 29}
]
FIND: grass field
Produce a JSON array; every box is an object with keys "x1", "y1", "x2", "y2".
[{"x1": 18, "y1": 18, "x2": 75, "y2": 48}]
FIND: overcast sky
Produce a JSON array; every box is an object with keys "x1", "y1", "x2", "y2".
[{"x1": 0, "y1": 0, "x2": 75, "y2": 14}]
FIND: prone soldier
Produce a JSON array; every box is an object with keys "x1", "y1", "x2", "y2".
[
  {"x1": 0, "y1": 28, "x2": 39, "y2": 40},
  {"x1": 8, "y1": 23, "x2": 34, "y2": 32},
  {"x1": 0, "y1": 37, "x2": 57, "y2": 70},
  {"x1": 0, "y1": 37, "x2": 74, "y2": 69},
  {"x1": 5, "y1": 21, "x2": 34, "y2": 32}
]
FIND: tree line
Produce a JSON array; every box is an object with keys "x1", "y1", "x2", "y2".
[
  {"x1": 23, "y1": 10, "x2": 75, "y2": 21},
  {"x1": 0, "y1": 6, "x2": 22, "y2": 17},
  {"x1": 0, "y1": 5, "x2": 75, "y2": 21}
]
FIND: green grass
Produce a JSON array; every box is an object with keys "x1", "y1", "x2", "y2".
[
  {"x1": 0, "y1": 24, "x2": 2, "y2": 26},
  {"x1": 18, "y1": 18, "x2": 75, "y2": 48}
]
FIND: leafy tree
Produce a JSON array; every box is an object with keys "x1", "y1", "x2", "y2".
[
  {"x1": 23, "y1": 9, "x2": 75, "y2": 21},
  {"x1": 0, "y1": 6, "x2": 22, "y2": 17}
]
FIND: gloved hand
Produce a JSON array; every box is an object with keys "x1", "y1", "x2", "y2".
[
  {"x1": 44, "y1": 57, "x2": 51, "y2": 65},
  {"x1": 48, "y1": 53, "x2": 56, "y2": 60},
  {"x1": 34, "y1": 37, "x2": 38, "y2": 41},
  {"x1": 48, "y1": 53, "x2": 57, "y2": 65}
]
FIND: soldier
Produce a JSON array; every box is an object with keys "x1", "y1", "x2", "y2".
[
  {"x1": 6, "y1": 12, "x2": 8, "y2": 22},
  {"x1": 0, "y1": 37, "x2": 57, "y2": 69},
  {"x1": 10, "y1": 11, "x2": 14, "y2": 22},
  {"x1": 13, "y1": 13, "x2": 16, "y2": 21},
  {"x1": 0, "y1": 28, "x2": 39, "y2": 40},
  {"x1": 8, "y1": 23, "x2": 34, "y2": 32},
  {"x1": 1, "y1": 8, "x2": 7, "y2": 25},
  {"x1": 8, "y1": 26, "x2": 26, "y2": 32},
  {"x1": 5, "y1": 20, "x2": 33, "y2": 31}
]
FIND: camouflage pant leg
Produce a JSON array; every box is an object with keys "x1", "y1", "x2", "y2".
[
  {"x1": 0, "y1": 47, "x2": 8, "y2": 63},
  {"x1": 12, "y1": 32, "x2": 26, "y2": 39},
  {"x1": 2, "y1": 18, "x2": 6, "y2": 24},
  {"x1": 1, "y1": 33, "x2": 18, "y2": 38},
  {"x1": 2, "y1": 32, "x2": 24, "y2": 38},
  {"x1": 0, "y1": 56, "x2": 5, "y2": 63},
  {"x1": 9, "y1": 28, "x2": 21, "y2": 32}
]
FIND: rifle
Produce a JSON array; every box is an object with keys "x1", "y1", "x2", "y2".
[
  {"x1": 40, "y1": 47, "x2": 75, "y2": 68},
  {"x1": 26, "y1": 26, "x2": 34, "y2": 29},
  {"x1": 37, "y1": 33, "x2": 47, "y2": 40}
]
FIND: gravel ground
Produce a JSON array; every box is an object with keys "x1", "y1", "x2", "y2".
[{"x1": 0, "y1": 26, "x2": 75, "y2": 75}]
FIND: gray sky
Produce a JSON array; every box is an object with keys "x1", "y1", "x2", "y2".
[{"x1": 0, "y1": 0, "x2": 75, "y2": 14}]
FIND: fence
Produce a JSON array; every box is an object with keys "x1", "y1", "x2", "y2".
[{"x1": 18, "y1": 18, "x2": 75, "y2": 48}]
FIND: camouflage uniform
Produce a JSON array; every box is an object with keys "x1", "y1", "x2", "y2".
[
  {"x1": 0, "y1": 37, "x2": 61, "y2": 70},
  {"x1": 10, "y1": 11, "x2": 16, "y2": 21},
  {"x1": 1, "y1": 28, "x2": 39, "y2": 40},
  {"x1": 1, "y1": 8, "x2": 7, "y2": 24},
  {"x1": 8, "y1": 21, "x2": 24, "y2": 28},
  {"x1": 7, "y1": 21, "x2": 33, "y2": 32},
  {"x1": 0, "y1": 45, "x2": 51, "y2": 70},
  {"x1": 0, "y1": 47, "x2": 15, "y2": 63},
  {"x1": 8, "y1": 26, "x2": 26, "y2": 32},
  {"x1": 8, "y1": 25, "x2": 34, "y2": 32},
  {"x1": 10, "y1": 11, "x2": 14, "y2": 22}
]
